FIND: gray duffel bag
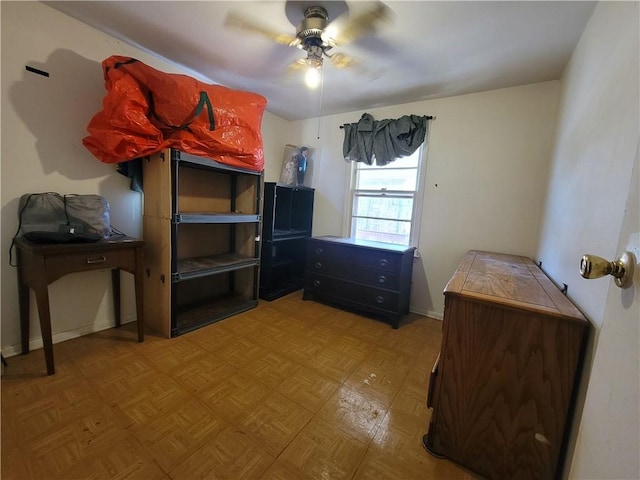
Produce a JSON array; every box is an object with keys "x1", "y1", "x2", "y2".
[{"x1": 16, "y1": 192, "x2": 111, "y2": 243}]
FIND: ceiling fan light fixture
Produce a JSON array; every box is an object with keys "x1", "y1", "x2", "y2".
[
  {"x1": 305, "y1": 62, "x2": 322, "y2": 89},
  {"x1": 304, "y1": 47, "x2": 323, "y2": 89}
]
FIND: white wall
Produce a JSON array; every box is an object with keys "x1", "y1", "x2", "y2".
[
  {"x1": 261, "y1": 110, "x2": 291, "y2": 183},
  {"x1": 535, "y1": 3, "x2": 639, "y2": 478},
  {"x1": 287, "y1": 81, "x2": 560, "y2": 318},
  {"x1": 0, "y1": 1, "x2": 285, "y2": 354}
]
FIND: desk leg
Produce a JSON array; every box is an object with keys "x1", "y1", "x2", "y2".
[
  {"x1": 17, "y1": 252, "x2": 30, "y2": 355},
  {"x1": 33, "y1": 283, "x2": 55, "y2": 375},
  {"x1": 111, "y1": 268, "x2": 121, "y2": 328},
  {"x1": 134, "y1": 246, "x2": 144, "y2": 342}
]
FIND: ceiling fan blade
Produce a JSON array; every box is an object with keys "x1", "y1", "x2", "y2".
[
  {"x1": 328, "y1": 51, "x2": 382, "y2": 80},
  {"x1": 287, "y1": 53, "x2": 353, "y2": 73},
  {"x1": 322, "y1": 1, "x2": 393, "y2": 46},
  {"x1": 328, "y1": 52, "x2": 356, "y2": 69},
  {"x1": 288, "y1": 58, "x2": 309, "y2": 72},
  {"x1": 224, "y1": 10, "x2": 299, "y2": 47}
]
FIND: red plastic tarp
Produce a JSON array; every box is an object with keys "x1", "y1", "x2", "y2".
[{"x1": 83, "y1": 56, "x2": 267, "y2": 171}]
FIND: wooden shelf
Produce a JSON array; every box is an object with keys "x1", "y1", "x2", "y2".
[
  {"x1": 173, "y1": 212, "x2": 260, "y2": 224},
  {"x1": 174, "y1": 253, "x2": 259, "y2": 281},
  {"x1": 174, "y1": 292, "x2": 257, "y2": 335},
  {"x1": 174, "y1": 150, "x2": 262, "y2": 176}
]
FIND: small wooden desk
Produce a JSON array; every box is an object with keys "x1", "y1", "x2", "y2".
[{"x1": 15, "y1": 236, "x2": 145, "y2": 375}]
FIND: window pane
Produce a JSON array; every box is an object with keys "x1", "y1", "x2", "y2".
[
  {"x1": 357, "y1": 154, "x2": 419, "y2": 170},
  {"x1": 352, "y1": 217, "x2": 410, "y2": 245},
  {"x1": 356, "y1": 168, "x2": 417, "y2": 191},
  {"x1": 353, "y1": 195, "x2": 413, "y2": 221},
  {"x1": 350, "y1": 145, "x2": 424, "y2": 247}
]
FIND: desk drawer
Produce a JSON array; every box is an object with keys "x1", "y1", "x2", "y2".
[{"x1": 45, "y1": 248, "x2": 135, "y2": 275}]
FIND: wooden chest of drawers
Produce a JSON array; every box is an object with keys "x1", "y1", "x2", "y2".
[
  {"x1": 303, "y1": 236, "x2": 415, "y2": 328},
  {"x1": 424, "y1": 250, "x2": 589, "y2": 479}
]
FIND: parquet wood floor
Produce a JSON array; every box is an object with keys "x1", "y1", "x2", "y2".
[{"x1": 1, "y1": 291, "x2": 476, "y2": 479}]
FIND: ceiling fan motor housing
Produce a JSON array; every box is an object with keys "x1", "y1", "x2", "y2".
[{"x1": 297, "y1": 6, "x2": 329, "y2": 48}]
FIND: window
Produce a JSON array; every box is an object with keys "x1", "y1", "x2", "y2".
[{"x1": 348, "y1": 146, "x2": 426, "y2": 246}]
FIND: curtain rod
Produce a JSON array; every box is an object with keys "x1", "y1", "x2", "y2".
[{"x1": 339, "y1": 115, "x2": 435, "y2": 129}]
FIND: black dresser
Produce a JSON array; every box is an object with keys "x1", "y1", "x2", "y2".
[{"x1": 303, "y1": 236, "x2": 415, "y2": 328}]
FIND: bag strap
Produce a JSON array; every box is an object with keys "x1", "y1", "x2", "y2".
[
  {"x1": 193, "y1": 91, "x2": 216, "y2": 131},
  {"x1": 147, "y1": 90, "x2": 216, "y2": 133},
  {"x1": 9, "y1": 193, "x2": 36, "y2": 267},
  {"x1": 62, "y1": 195, "x2": 73, "y2": 226},
  {"x1": 105, "y1": 57, "x2": 139, "y2": 75},
  {"x1": 109, "y1": 58, "x2": 216, "y2": 133}
]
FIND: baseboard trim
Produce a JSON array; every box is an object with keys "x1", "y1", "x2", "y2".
[
  {"x1": 409, "y1": 306, "x2": 444, "y2": 321},
  {"x1": 1, "y1": 315, "x2": 137, "y2": 358}
]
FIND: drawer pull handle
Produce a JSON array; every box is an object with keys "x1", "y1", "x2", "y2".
[
  {"x1": 378, "y1": 275, "x2": 387, "y2": 284},
  {"x1": 86, "y1": 256, "x2": 107, "y2": 265},
  {"x1": 376, "y1": 295, "x2": 385, "y2": 304},
  {"x1": 315, "y1": 248, "x2": 324, "y2": 255},
  {"x1": 314, "y1": 280, "x2": 321, "y2": 287},
  {"x1": 380, "y1": 259, "x2": 389, "y2": 267},
  {"x1": 315, "y1": 262, "x2": 322, "y2": 269}
]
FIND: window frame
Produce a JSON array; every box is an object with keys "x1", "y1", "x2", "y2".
[{"x1": 344, "y1": 142, "x2": 429, "y2": 249}]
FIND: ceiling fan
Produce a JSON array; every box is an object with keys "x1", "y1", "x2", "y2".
[{"x1": 224, "y1": 1, "x2": 392, "y2": 88}]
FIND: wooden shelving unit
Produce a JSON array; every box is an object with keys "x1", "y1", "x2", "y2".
[{"x1": 143, "y1": 148, "x2": 262, "y2": 337}]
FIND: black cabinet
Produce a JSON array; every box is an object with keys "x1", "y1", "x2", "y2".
[
  {"x1": 259, "y1": 183, "x2": 314, "y2": 301},
  {"x1": 303, "y1": 236, "x2": 415, "y2": 328},
  {"x1": 143, "y1": 148, "x2": 262, "y2": 337}
]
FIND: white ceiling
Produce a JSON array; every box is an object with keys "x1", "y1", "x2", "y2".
[{"x1": 45, "y1": 1, "x2": 596, "y2": 121}]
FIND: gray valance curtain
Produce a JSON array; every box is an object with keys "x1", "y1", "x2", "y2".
[{"x1": 342, "y1": 113, "x2": 431, "y2": 166}]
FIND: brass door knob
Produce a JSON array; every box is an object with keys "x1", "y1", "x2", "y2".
[{"x1": 579, "y1": 252, "x2": 635, "y2": 288}]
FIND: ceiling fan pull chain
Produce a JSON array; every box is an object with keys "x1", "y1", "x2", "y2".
[{"x1": 317, "y1": 64, "x2": 325, "y2": 140}]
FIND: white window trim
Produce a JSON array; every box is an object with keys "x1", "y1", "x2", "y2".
[
  {"x1": 343, "y1": 139, "x2": 430, "y2": 251},
  {"x1": 411, "y1": 142, "x2": 429, "y2": 253}
]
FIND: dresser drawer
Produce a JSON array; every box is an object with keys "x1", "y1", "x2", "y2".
[
  {"x1": 426, "y1": 353, "x2": 440, "y2": 409},
  {"x1": 308, "y1": 241, "x2": 400, "y2": 272},
  {"x1": 305, "y1": 274, "x2": 400, "y2": 313},
  {"x1": 309, "y1": 260, "x2": 400, "y2": 289}
]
